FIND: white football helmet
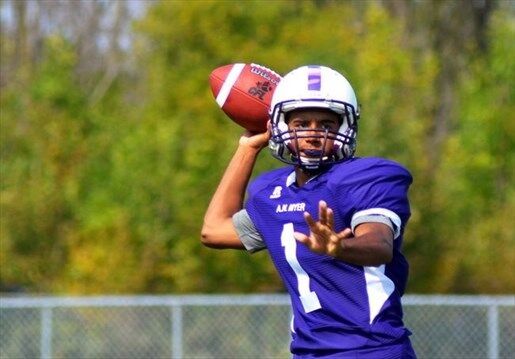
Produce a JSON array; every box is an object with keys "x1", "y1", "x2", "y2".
[{"x1": 268, "y1": 65, "x2": 359, "y2": 170}]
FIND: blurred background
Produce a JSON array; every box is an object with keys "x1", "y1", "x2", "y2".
[{"x1": 1, "y1": 0, "x2": 514, "y2": 296}]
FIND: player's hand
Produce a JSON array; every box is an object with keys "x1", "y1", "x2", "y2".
[
  {"x1": 294, "y1": 200, "x2": 353, "y2": 258},
  {"x1": 239, "y1": 121, "x2": 271, "y2": 150}
]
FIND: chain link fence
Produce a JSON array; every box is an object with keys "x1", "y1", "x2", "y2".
[{"x1": 1, "y1": 294, "x2": 514, "y2": 358}]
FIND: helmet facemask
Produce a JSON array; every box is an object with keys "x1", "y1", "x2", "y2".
[{"x1": 269, "y1": 99, "x2": 358, "y2": 171}]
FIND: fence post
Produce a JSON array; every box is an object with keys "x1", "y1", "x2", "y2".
[
  {"x1": 487, "y1": 304, "x2": 499, "y2": 359},
  {"x1": 40, "y1": 307, "x2": 52, "y2": 359},
  {"x1": 171, "y1": 304, "x2": 183, "y2": 359}
]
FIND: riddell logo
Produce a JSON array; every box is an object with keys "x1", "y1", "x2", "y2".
[{"x1": 248, "y1": 81, "x2": 272, "y2": 100}]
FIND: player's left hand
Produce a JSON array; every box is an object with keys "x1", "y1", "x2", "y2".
[{"x1": 294, "y1": 200, "x2": 353, "y2": 258}]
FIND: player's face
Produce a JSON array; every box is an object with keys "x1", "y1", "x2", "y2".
[{"x1": 286, "y1": 109, "x2": 341, "y2": 159}]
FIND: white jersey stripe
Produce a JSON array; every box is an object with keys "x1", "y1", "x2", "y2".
[
  {"x1": 364, "y1": 265, "x2": 395, "y2": 324},
  {"x1": 216, "y1": 63, "x2": 245, "y2": 107}
]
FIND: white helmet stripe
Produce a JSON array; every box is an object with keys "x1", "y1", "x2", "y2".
[{"x1": 216, "y1": 63, "x2": 245, "y2": 107}]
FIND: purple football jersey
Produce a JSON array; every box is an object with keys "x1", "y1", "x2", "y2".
[{"x1": 245, "y1": 157, "x2": 414, "y2": 356}]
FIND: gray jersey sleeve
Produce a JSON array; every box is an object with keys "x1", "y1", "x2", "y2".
[
  {"x1": 351, "y1": 209, "x2": 400, "y2": 239},
  {"x1": 232, "y1": 209, "x2": 266, "y2": 253}
]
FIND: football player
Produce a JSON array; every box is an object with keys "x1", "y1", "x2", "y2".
[{"x1": 202, "y1": 65, "x2": 416, "y2": 358}]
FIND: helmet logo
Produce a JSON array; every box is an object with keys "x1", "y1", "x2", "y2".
[{"x1": 248, "y1": 81, "x2": 273, "y2": 100}]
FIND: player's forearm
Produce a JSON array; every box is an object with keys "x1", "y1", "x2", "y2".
[
  {"x1": 337, "y1": 223, "x2": 393, "y2": 266},
  {"x1": 201, "y1": 144, "x2": 260, "y2": 245},
  {"x1": 338, "y1": 235, "x2": 393, "y2": 266}
]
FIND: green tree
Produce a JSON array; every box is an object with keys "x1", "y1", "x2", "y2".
[
  {"x1": 429, "y1": 11, "x2": 515, "y2": 292},
  {"x1": 1, "y1": 36, "x2": 89, "y2": 291}
]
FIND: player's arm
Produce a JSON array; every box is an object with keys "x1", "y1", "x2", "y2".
[
  {"x1": 201, "y1": 130, "x2": 269, "y2": 249},
  {"x1": 339, "y1": 222, "x2": 393, "y2": 266}
]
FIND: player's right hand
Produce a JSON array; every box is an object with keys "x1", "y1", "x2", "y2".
[{"x1": 238, "y1": 120, "x2": 271, "y2": 150}]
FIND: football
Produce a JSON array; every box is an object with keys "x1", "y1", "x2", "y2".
[{"x1": 209, "y1": 63, "x2": 281, "y2": 132}]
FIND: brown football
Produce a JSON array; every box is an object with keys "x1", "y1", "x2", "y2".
[{"x1": 209, "y1": 63, "x2": 281, "y2": 132}]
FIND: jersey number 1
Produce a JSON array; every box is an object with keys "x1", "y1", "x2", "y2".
[{"x1": 281, "y1": 223, "x2": 321, "y2": 313}]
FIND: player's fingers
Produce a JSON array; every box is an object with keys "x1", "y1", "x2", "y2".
[
  {"x1": 303, "y1": 212, "x2": 317, "y2": 228},
  {"x1": 328, "y1": 232, "x2": 339, "y2": 243},
  {"x1": 293, "y1": 232, "x2": 309, "y2": 244},
  {"x1": 318, "y1": 200, "x2": 327, "y2": 225},
  {"x1": 327, "y1": 207, "x2": 334, "y2": 230},
  {"x1": 295, "y1": 232, "x2": 321, "y2": 253},
  {"x1": 338, "y1": 228, "x2": 353, "y2": 239}
]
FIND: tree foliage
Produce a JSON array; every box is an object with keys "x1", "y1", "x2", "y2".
[{"x1": 1, "y1": 0, "x2": 513, "y2": 294}]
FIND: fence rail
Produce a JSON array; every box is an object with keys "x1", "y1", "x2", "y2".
[{"x1": 1, "y1": 294, "x2": 514, "y2": 358}]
